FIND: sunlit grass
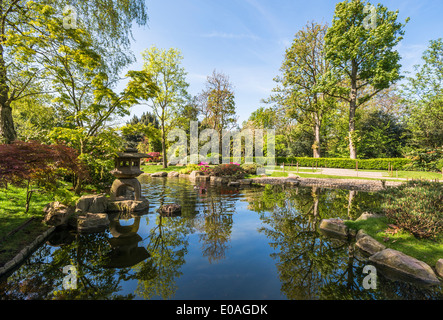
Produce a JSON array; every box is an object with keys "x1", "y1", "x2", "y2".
[{"x1": 346, "y1": 217, "x2": 443, "y2": 267}]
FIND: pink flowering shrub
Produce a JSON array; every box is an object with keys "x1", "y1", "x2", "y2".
[
  {"x1": 207, "y1": 163, "x2": 246, "y2": 178},
  {"x1": 145, "y1": 152, "x2": 161, "y2": 162}
]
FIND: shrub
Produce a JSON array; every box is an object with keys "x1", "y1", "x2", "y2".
[
  {"x1": 145, "y1": 152, "x2": 161, "y2": 163},
  {"x1": 208, "y1": 163, "x2": 246, "y2": 179},
  {"x1": 241, "y1": 163, "x2": 263, "y2": 174},
  {"x1": 179, "y1": 164, "x2": 202, "y2": 174},
  {"x1": 0, "y1": 141, "x2": 86, "y2": 211},
  {"x1": 380, "y1": 180, "x2": 443, "y2": 240},
  {"x1": 276, "y1": 157, "x2": 413, "y2": 171},
  {"x1": 403, "y1": 148, "x2": 443, "y2": 172}
]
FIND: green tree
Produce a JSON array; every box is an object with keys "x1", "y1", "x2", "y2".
[
  {"x1": 198, "y1": 70, "x2": 237, "y2": 155},
  {"x1": 357, "y1": 109, "x2": 406, "y2": 158},
  {"x1": 243, "y1": 106, "x2": 279, "y2": 130},
  {"x1": 324, "y1": 0, "x2": 408, "y2": 159},
  {"x1": 141, "y1": 46, "x2": 190, "y2": 169},
  {"x1": 267, "y1": 22, "x2": 336, "y2": 158},
  {"x1": 0, "y1": 0, "x2": 149, "y2": 144},
  {"x1": 10, "y1": 8, "x2": 158, "y2": 190},
  {"x1": 122, "y1": 112, "x2": 161, "y2": 151},
  {"x1": 403, "y1": 38, "x2": 443, "y2": 149}
]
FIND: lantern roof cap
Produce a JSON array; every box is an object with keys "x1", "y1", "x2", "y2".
[{"x1": 116, "y1": 148, "x2": 152, "y2": 159}]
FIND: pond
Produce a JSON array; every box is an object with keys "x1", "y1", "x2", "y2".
[{"x1": 1, "y1": 176, "x2": 442, "y2": 300}]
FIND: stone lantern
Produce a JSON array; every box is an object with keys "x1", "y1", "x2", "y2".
[{"x1": 110, "y1": 148, "x2": 151, "y2": 202}]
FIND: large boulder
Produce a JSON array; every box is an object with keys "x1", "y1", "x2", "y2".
[
  {"x1": 189, "y1": 171, "x2": 204, "y2": 179},
  {"x1": 210, "y1": 176, "x2": 229, "y2": 184},
  {"x1": 151, "y1": 171, "x2": 168, "y2": 177},
  {"x1": 369, "y1": 249, "x2": 440, "y2": 287},
  {"x1": 319, "y1": 218, "x2": 350, "y2": 239},
  {"x1": 158, "y1": 204, "x2": 182, "y2": 217},
  {"x1": 436, "y1": 259, "x2": 443, "y2": 279},
  {"x1": 356, "y1": 212, "x2": 384, "y2": 221},
  {"x1": 168, "y1": 171, "x2": 180, "y2": 178},
  {"x1": 76, "y1": 194, "x2": 108, "y2": 214},
  {"x1": 42, "y1": 202, "x2": 75, "y2": 227},
  {"x1": 77, "y1": 213, "x2": 110, "y2": 234},
  {"x1": 238, "y1": 179, "x2": 252, "y2": 185},
  {"x1": 355, "y1": 230, "x2": 386, "y2": 256}
]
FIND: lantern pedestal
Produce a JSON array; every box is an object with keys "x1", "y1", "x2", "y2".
[{"x1": 109, "y1": 148, "x2": 151, "y2": 212}]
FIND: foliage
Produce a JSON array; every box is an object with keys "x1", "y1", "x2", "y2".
[
  {"x1": 49, "y1": 127, "x2": 124, "y2": 189},
  {"x1": 402, "y1": 38, "x2": 443, "y2": 149},
  {"x1": 267, "y1": 22, "x2": 336, "y2": 158},
  {"x1": 403, "y1": 148, "x2": 443, "y2": 172},
  {"x1": 0, "y1": 0, "x2": 150, "y2": 144},
  {"x1": 207, "y1": 163, "x2": 245, "y2": 179},
  {"x1": 120, "y1": 121, "x2": 161, "y2": 153},
  {"x1": 179, "y1": 164, "x2": 202, "y2": 174},
  {"x1": 122, "y1": 112, "x2": 161, "y2": 150},
  {"x1": 141, "y1": 46, "x2": 190, "y2": 168},
  {"x1": 357, "y1": 110, "x2": 407, "y2": 159},
  {"x1": 380, "y1": 181, "x2": 443, "y2": 239},
  {"x1": 323, "y1": 0, "x2": 408, "y2": 159},
  {"x1": 0, "y1": 141, "x2": 86, "y2": 211},
  {"x1": 145, "y1": 152, "x2": 162, "y2": 163},
  {"x1": 198, "y1": 69, "x2": 237, "y2": 153},
  {"x1": 240, "y1": 163, "x2": 263, "y2": 175},
  {"x1": 275, "y1": 157, "x2": 412, "y2": 170}
]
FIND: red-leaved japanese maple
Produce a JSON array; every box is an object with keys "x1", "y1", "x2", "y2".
[{"x1": 0, "y1": 141, "x2": 87, "y2": 212}]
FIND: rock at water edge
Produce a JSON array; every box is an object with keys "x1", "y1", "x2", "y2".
[
  {"x1": 42, "y1": 202, "x2": 75, "y2": 227},
  {"x1": 319, "y1": 218, "x2": 349, "y2": 239},
  {"x1": 76, "y1": 194, "x2": 108, "y2": 214},
  {"x1": 436, "y1": 259, "x2": 443, "y2": 279},
  {"x1": 151, "y1": 171, "x2": 168, "y2": 177},
  {"x1": 355, "y1": 230, "x2": 386, "y2": 256},
  {"x1": 77, "y1": 213, "x2": 110, "y2": 234},
  {"x1": 369, "y1": 249, "x2": 440, "y2": 287}
]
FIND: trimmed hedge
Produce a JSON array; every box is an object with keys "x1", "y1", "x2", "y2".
[
  {"x1": 275, "y1": 157, "x2": 413, "y2": 171},
  {"x1": 185, "y1": 155, "x2": 413, "y2": 171}
]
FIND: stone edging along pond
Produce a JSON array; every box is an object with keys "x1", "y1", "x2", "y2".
[
  {"x1": 0, "y1": 226, "x2": 57, "y2": 279},
  {"x1": 319, "y1": 217, "x2": 443, "y2": 287},
  {"x1": 144, "y1": 170, "x2": 404, "y2": 191}
]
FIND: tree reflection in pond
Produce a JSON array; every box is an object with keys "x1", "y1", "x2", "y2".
[
  {"x1": 194, "y1": 186, "x2": 235, "y2": 264},
  {"x1": 253, "y1": 185, "x2": 442, "y2": 300},
  {"x1": 1, "y1": 180, "x2": 442, "y2": 300}
]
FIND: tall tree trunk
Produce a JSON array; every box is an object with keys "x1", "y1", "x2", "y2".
[
  {"x1": 313, "y1": 112, "x2": 321, "y2": 158},
  {"x1": 349, "y1": 104, "x2": 357, "y2": 159},
  {"x1": 161, "y1": 120, "x2": 167, "y2": 169},
  {"x1": 349, "y1": 59, "x2": 358, "y2": 160},
  {"x1": 0, "y1": 42, "x2": 16, "y2": 144}
]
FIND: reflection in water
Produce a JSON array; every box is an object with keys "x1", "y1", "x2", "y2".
[
  {"x1": 0, "y1": 179, "x2": 442, "y2": 300},
  {"x1": 105, "y1": 215, "x2": 149, "y2": 269}
]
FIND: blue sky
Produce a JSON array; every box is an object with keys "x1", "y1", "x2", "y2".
[{"x1": 123, "y1": 0, "x2": 443, "y2": 124}]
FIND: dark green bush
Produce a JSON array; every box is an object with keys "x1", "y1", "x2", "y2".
[
  {"x1": 380, "y1": 180, "x2": 443, "y2": 240},
  {"x1": 276, "y1": 157, "x2": 412, "y2": 171},
  {"x1": 240, "y1": 163, "x2": 263, "y2": 174},
  {"x1": 403, "y1": 148, "x2": 443, "y2": 172}
]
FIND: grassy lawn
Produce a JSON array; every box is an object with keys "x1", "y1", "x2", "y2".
[
  {"x1": 0, "y1": 182, "x2": 87, "y2": 267},
  {"x1": 345, "y1": 217, "x2": 443, "y2": 267},
  {"x1": 376, "y1": 170, "x2": 441, "y2": 180},
  {"x1": 0, "y1": 185, "x2": 55, "y2": 266},
  {"x1": 141, "y1": 164, "x2": 183, "y2": 173},
  {"x1": 291, "y1": 173, "x2": 401, "y2": 182}
]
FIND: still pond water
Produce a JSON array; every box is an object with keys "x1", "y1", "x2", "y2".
[{"x1": 1, "y1": 176, "x2": 442, "y2": 300}]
